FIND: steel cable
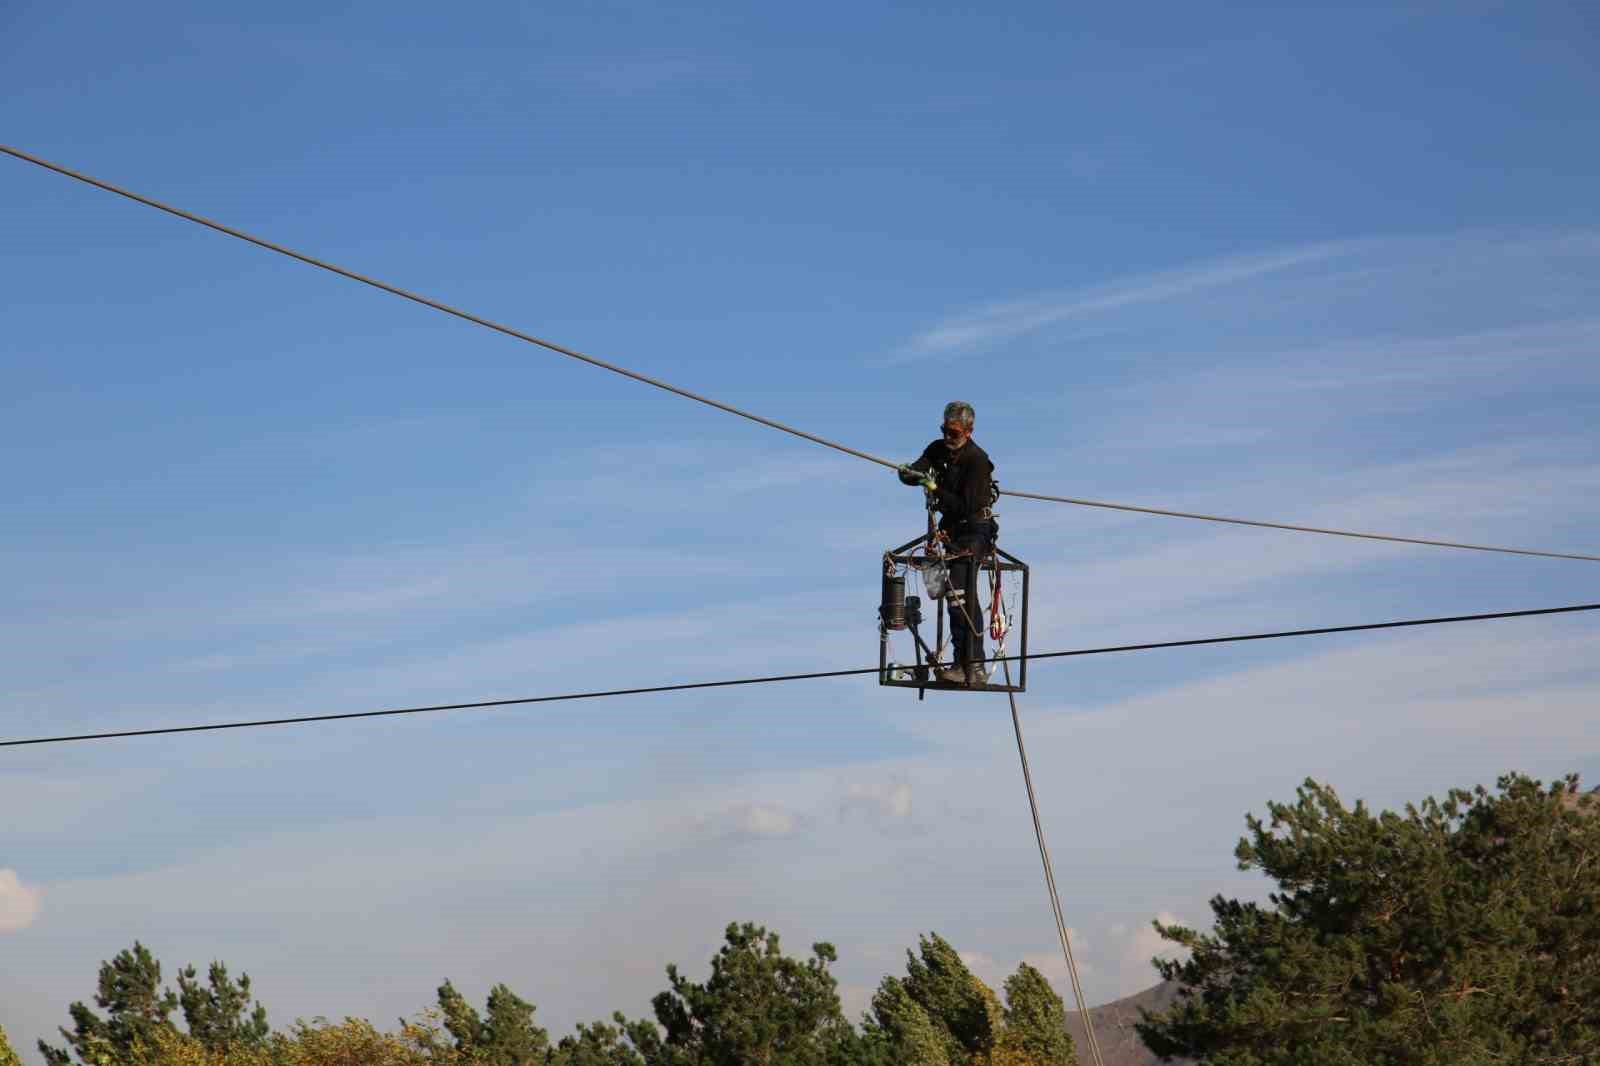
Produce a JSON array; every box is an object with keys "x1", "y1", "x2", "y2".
[
  {"x1": 1004, "y1": 656, "x2": 1107, "y2": 1066},
  {"x1": 4, "y1": 144, "x2": 1597, "y2": 564},
  {"x1": 5, "y1": 601, "x2": 1595, "y2": 749},
  {"x1": 0, "y1": 144, "x2": 900, "y2": 472},
  {"x1": 1001, "y1": 489, "x2": 1600, "y2": 563},
  {"x1": 951, "y1": 589, "x2": 1106, "y2": 1065}
]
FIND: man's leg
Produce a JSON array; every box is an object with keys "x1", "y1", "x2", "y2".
[
  {"x1": 936, "y1": 553, "x2": 973, "y2": 684},
  {"x1": 959, "y1": 537, "x2": 987, "y2": 683},
  {"x1": 946, "y1": 539, "x2": 986, "y2": 684}
]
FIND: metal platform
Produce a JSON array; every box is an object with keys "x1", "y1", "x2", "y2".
[{"x1": 878, "y1": 530, "x2": 1029, "y2": 696}]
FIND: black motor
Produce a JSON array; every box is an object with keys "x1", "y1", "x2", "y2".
[{"x1": 880, "y1": 571, "x2": 907, "y2": 630}]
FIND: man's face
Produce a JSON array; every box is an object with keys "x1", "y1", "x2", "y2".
[{"x1": 942, "y1": 419, "x2": 971, "y2": 450}]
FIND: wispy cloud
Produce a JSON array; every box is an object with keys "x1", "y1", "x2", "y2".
[
  {"x1": 725, "y1": 803, "x2": 801, "y2": 839},
  {"x1": 841, "y1": 780, "x2": 914, "y2": 822},
  {"x1": 890, "y1": 226, "x2": 1600, "y2": 366},
  {"x1": 891, "y1": 241, "x2": 1363, "y2": 360}
]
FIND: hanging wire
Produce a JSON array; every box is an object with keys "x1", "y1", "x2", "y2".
[
  {"x1": 951, "y1": 594, "x2": 1105, "y2": 1066},
  {"x1": 4, "y1": 601, "x2": 1596, "y2": 749},
  {"x1": 1004, "y1": 654, "x2": 1108, "y2": 1066},
  {"x1": 4, "y1": 143, "x2": 1597, "y2": 565}
]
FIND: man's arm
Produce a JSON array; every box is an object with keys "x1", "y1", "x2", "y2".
[{"x1": 897, "y1": 442, "x2": 939, "y2": 485}]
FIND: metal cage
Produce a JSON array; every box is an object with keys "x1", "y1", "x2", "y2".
[{"x1": 877, "y1": 532, "x2": 1029, "y2": 695}]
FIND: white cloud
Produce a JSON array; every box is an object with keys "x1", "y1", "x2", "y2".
[
  {"x1": 842, "y1": 781, "x2": 913, "y2": 821},
  {"x1": 1116, "y1": 912, "x2": 1190, "y2": 995},
  {"x1": 0, "y1": 870, "x2": 43, "y2": 932},
  {"x1": 730, "y1": 804, "x2": 800, "y2": 838},
  {"x1": 964, "y1": 920, "x2": 1187, "y2": 1004},
  {"x1": 1014, "y1": 937, "x2": 1093, "y2": 996},
  {"x1": 896, "y1": 242, "x2": 1361, "y2": 358},
  {"x1": 959, "y1": 933, "x2": 1091, "y2": 995},
  {"x1": 892, "y1": 226, "x2": 1600, "y2": 376}
]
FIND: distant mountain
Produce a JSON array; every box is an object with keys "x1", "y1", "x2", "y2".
[{"x1": 1065, "y1": 981, "x2": 1192, "y2": 1066}]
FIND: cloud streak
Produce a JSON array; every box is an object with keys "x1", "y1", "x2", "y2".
[{"x1": 893, "y1": 241, "x2": 1363, "y2": 359}]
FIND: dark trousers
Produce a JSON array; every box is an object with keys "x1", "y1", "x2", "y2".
[{"x1": 946, "y1": 533, "x2": 990, "y2": 667}]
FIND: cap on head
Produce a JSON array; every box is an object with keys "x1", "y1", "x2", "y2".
[{"x1": 943, "y1": 401, "x2": 975, "y2": 429}]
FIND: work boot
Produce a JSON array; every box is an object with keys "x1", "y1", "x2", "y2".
[
  {"x1": 935, "y1": 663, "x2": 967, "y2": 685},
  {"x1": 965, "y1": 661, "x2": 987, "y2": 687}
]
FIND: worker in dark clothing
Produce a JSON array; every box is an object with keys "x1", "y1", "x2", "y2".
[{"x1": 898, "y1": 401, "x2": 997, "y2": 686}]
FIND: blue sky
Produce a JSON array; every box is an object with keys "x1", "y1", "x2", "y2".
[{"x1": 3, "y1": 0, "x2": 1599, "y2": 1057}]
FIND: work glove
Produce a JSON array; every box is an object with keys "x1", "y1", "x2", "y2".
[{"x1": 897, "y1": 464, "x2": 937, "y2": 491}]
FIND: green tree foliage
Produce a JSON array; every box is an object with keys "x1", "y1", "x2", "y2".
[
  {"x1": 279, "y1": 1016, "x2": 446, "y2": 1066},
  {"x1": 547, "y1": 1016, "x2": 647, "y2": 1066},
  {"x1": 1137, "y1": 773, "x2": 1600, "y2": 1064},
  {"x1": 900, "y1": 934, "x2": 1003, "y2": 1062},
  {"x1": 177, "y1": 962, "x2": 270, "y2": 1051},
  {"x1": 646, "y1": 921, "x2": 858, "y2": 1066},
  {"x1": 437, "y1": 980, "x2": 482, "y2": 1053},
  {"x1": 995, "y1": 963, "x2": 1073, "y2": 1066},
  {"x1": 41, "y1": 941, "x2": 179, "y2": 1065},
  {"x1": 433, "y1": 980, "x2": 550, "y2": 1064},
  {"x1": 117, "y1": 1018, "x2": 440, "y2": 1066},
  {"x1": 0, "y1": 1024, "x2": 25, "y2": 1066},
  {"x1": 42, "y1": 924, "x2": 1083, "y2": 1066},
  {"x1": 866, "y1": 937, "x2": 1076, "y2": 1066},
  {"x1": 865, "y1": 977, "x2": 950, "y2": 1066}
]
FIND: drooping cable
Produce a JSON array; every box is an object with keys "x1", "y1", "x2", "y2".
[
  {"x1": 946, "y1": 588, "x2": 1104, "y2": 1060},
  {"x1": 1001, "y1": 488, "x2": 1600, "y2": 563},
  {"x1": 5, "y1": 601, "x2": 1595, "y2": 749},
  {"x1": 5, "y1": 144, "x2": 1597, "y2": 565},
  {"x1": 1004, "y1": 656, "x2": 1107, "y2": 1066},
  {"x1": 947, "y1": 590, "x2": 1104, "y2": 1065},
  {"x1": 0, "y1": 144, "x2": 900, "y2": 472}
]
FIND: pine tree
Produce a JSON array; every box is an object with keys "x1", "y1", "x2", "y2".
[
  {"x1": 41, "y1": 942, "x2": 179, "y2": 1065},
  {"x1": 481, "y1": 984, "x2": 548, "y2": 1064},
  {"x1": 437, "y1": 979, "x2": 484, "y2": 1053},
  {"x1": 1137, "y1": 772, "x2": 1600, "y2": 1063},
  {"x1": 548, "y1": 1016, "x2": 647, "y2": 1066},
  {"x1": 176, "y1": 961, "x2": 269, "y2": 1051},
  {"x1": 647, "y1": 921, "x2": 857, "y2": 1066},
  {"x1": 995, "y1": 963, "x2": 1074, "y2": 1065},
  {"x1": 434, "y1": 980, "x2": 549, "y2": 1064},
  {"x1": 865, "y1": 977, "x2": 950, "y2": 1066},
  {"x1": 900, "y1": 934, "x2": 1004, "y2": 1062}
]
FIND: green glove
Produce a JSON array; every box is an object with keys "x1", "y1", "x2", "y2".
[{"x1": 898, "y1": 464, "x2": 937, "y2": 491}]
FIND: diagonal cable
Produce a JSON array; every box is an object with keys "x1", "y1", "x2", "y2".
[
  {"x1": 4, "y1": 144, "x2": 1597, "y2": 564},
  {"x1": 0, "y1": 144, "x2": 898, "y2": 471},
  {"x1": 1000, "y1": 489, "x2": 1600, "y2": 562},
  {"x1": 4, "y1": 601, "x2": 1595, "y2": 749}
]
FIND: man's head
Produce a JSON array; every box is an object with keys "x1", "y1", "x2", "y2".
[{"x1": 941, "y1": 401, "x2": 975, "y2": 450}]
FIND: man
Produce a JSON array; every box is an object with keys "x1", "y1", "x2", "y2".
[{"x1": 898, "y1": 401, "x2": 997, "y2": 686}]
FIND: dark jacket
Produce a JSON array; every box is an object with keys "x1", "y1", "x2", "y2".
[{"x1": 899, "y1": 438, "x2": 996, "y2": 535}]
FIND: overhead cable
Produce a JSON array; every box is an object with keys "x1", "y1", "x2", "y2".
[
  {"x1": 5, "y1": 144, "x2": 1596, "y2": 565},
  {"x1": 1001, "y1": 489, "x2": 1600, "y2": 563},
  {"x1": 0, "y1": 144, "x2": 899, "y2": 471},
  {"x1": 4, "y1": 601, "x2": 1595, "y2": 750}
]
